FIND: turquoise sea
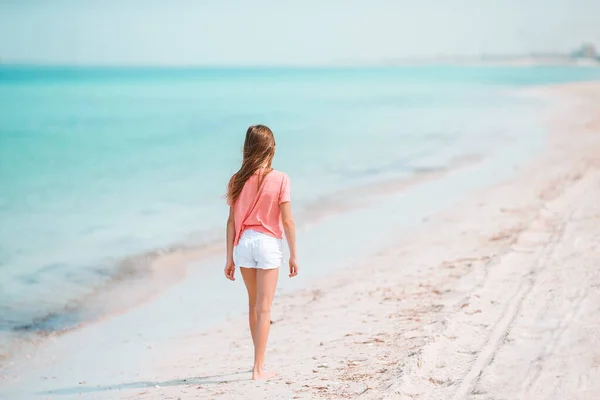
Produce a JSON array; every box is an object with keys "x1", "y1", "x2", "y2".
[{"x1": 1, "y1": 66, "x2": 600, "y2": 344}]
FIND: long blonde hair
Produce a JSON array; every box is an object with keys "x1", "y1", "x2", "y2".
[{"x1": 227, "y1": 125, "x2": 276, "y2": 204}]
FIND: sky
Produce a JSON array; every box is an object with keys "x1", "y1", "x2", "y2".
[{"x1": 0, "y1": 0, "x2": 598, "y2": 66}]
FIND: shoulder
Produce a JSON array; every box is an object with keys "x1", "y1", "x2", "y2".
[
  {"x1": 270, "y1": 169, "x2": 288, "y2": 179},
  {"x1": 270, "y1": 170, "x2": 290, "y2": 183}
]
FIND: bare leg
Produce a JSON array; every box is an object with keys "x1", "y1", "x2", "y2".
[
  {"x1": 252, "y1": 268, "x2": 279, "y2": 380},
  {"x1": 239, "y1": 267, "x2": 258, "y2": 345}
]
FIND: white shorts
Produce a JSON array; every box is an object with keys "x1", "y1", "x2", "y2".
[{"x1": 235, "y1": 230, "x2": 283, "y2": 270}]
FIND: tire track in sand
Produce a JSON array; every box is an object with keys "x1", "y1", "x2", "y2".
[{"x1": 451, "y1": 182, "x2": 591, "y2": 400}]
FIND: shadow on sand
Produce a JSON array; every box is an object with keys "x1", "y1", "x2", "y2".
[{"x1": 37, "y1": 370, "x2": 251, "y2": 396}]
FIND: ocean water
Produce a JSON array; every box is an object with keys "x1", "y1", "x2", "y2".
[{"x1": 1, "y1": 66, "x2": 600, "y2": 341}]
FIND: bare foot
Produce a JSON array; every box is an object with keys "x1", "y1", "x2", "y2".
[{"x1": 252, "y1": 370, "x2": 278, "y2": 381}]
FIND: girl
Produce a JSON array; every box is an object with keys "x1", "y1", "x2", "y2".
[{"x1": 224, "y1": 124, "x2": 298, "y2": 381}]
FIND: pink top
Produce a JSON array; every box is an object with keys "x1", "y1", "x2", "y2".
[{"x1": 229, "y1": 170, "x2": 291, "y2": 246}]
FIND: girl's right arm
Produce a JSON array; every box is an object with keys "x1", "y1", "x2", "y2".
[
  {"x1": 280, "y1": 202, "x2": 298, "y2": 277},
  {"x1": 224, "y1": 206, "x2": 236, "y2": 281}
]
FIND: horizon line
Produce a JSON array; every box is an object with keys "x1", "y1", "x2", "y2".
[{"x1": 1, "y1": 50, "x2": 599, "y2": 70}]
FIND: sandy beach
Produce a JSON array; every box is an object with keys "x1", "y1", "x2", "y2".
[
  {"x1": 2, "y1": 2, "x2": 600, "y2": 399},
  {"x1": 2, "y1": 79, "x2": 598, "y2": 400},
  {"x1": 72, "y1": 81, "x2": 599, "y2": 400}
]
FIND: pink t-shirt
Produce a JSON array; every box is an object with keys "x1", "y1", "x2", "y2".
[{"x1": 229, "y1": 170, "x2": 291, "y2": 246}]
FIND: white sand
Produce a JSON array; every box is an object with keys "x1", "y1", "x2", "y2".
[{"x1": 110, "y1": 82, "x2": 600, "y2": 399}]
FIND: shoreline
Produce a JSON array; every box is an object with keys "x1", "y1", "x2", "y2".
[
  {"x1": 0, "y1": 153, "x2": 485, "y2": 360},
  {"x1": 2, "y1": 79, "x2": 598, "y2": 399},
  {"x1": 112, "y1": 80, "x2": 600, "y2": 399}
]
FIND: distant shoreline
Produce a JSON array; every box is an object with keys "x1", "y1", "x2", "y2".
[
  {"x1": 381, "y1": 56, "x2": 600, "y2": 67},
  {"x1": 1, "y1": 57, "x2": 599, "y2": 69}
]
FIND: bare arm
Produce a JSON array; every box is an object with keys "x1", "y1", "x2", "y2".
[
  {"x1": 226, "y1": 206, "x2": 235, "y2": 262},
  {"x1": 224, "y1": 206, "x2": 236, "y2": 280},
  {"x1": 280, "y1": 201, "x2": 298, "y2": 277}
]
